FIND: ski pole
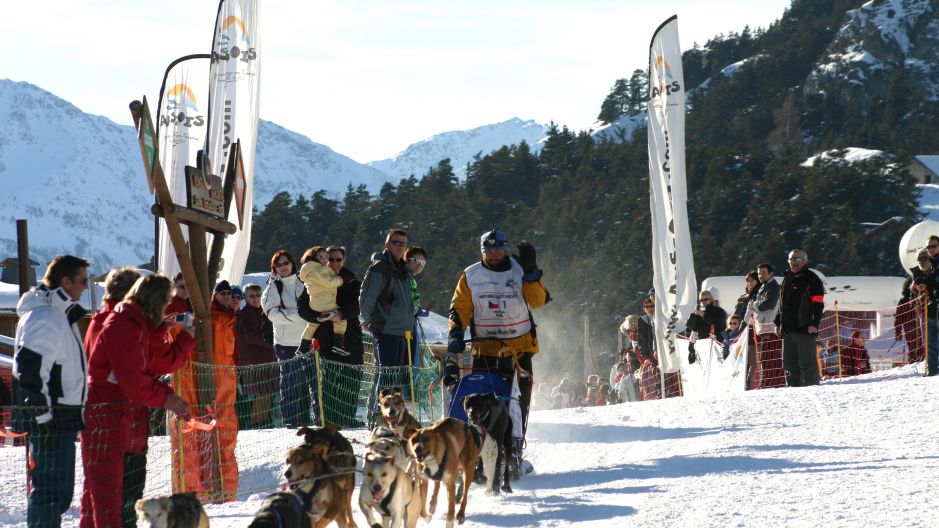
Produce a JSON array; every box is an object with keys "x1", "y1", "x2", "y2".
[{"x1": 405, "y1": 331, "x2": 416, "y2": 403}]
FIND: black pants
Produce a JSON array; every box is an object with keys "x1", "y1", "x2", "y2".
[
  {"x1": 782, "y1": 331, "x2": 820, "y2": 387},
  {"x1": 122, "y1": 452, "x2": 147, "y2": 528}
]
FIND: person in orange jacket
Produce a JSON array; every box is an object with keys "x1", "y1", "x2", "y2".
[
  {"x1": 80, "y1": 273, "x2": 194, "y2": 528},
  {"x1": 170, "y1": 280, "x2": 240, "y2": 503}
]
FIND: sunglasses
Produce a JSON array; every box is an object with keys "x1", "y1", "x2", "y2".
[
  {"x1": 409, "y1": 257, "x2": 426, "y2": 266},
  {"x1": 389, "y1": 240, "x2": 407, "y2": 247},
  {"x1": 328, "y1": 257, "x2": 344, "y2": 263}
]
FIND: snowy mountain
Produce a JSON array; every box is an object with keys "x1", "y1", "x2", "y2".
[
  {"x1": 805, "y1": 0, "x2": 939, "y2": 109},
  {"x1": 0, "y1": 79, "x2": 394, "y2": 272},
  {"x1": 368, "y1": 117, "x2": 549, "y2": 180}
]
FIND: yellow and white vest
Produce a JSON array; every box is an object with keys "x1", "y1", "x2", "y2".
[{"x1": 464, "y1": 259, "x2": 532, "y2": 339}]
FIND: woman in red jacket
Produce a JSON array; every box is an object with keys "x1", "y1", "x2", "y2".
[{"x1": 80, "y1": 274, "x2": 194, "y2": 528}]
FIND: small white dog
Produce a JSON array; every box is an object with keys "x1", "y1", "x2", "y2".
[
  {"x1": 135, "y1": 493, "x2": 210, "y2": 528},
  {"x1": 360, "y1": 453, "x2": 423, "y2": 528}
]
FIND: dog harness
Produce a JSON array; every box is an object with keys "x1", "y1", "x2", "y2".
[
  {"x1": 423, "y1": 447, "x2": 449, "y2": 481},
  {"x1": 293, "y1": 477, "x2": 322, "y2": 515},
  {"x1": 376, "y1": 474, "x2": 399, "y2": 517}
]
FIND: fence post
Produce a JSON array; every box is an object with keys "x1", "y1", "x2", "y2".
[
  {"x1": 405, "y1": 331, "x2": 416, "y2": 404},
  {"x1": 835, "y1": 301, "x2": 843, "y2": 378},
  {"x1": 925, "y1": 298, "x2": 930, "y2": 378},
  {"x1": 314, "y1": 351, "x2": 326, "y2": 427}
]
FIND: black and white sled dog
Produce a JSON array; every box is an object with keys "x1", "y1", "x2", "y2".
[{"x1": 462, "y1": 392, "x2": 514, "y2": 495}]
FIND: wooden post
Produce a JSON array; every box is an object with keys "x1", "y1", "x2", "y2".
[{"x1": 16, "y1": 219, "x2": 30, "y2": 296}]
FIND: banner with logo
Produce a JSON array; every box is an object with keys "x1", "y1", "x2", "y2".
[
  {"x1": 677, "y1": 329, "x2": 749, "y2": 397},
  {"x1": 648, "y1": 15, "x2": 696, "y2": 374},
  {"x1": 205, "y1": 0, "x2": 261, "y2": 284},
  {"x1": 155, "y1": 54, "x2": 211, "y2": 279}
]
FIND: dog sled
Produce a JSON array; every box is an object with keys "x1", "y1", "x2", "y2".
[{"x1": 443, "y1": 337, "x2": 529, "y2": 477}]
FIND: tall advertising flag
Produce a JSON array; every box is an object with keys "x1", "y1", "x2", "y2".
[
  {"x1": 648, "y1": 15, "x2": 696, "y2": 374},
  {"x1": 205, "y1": 0, "x2": 260, "y2": 284},
  {"x1": 156, "y1": 55, "x2": 211, "y2": 279}
]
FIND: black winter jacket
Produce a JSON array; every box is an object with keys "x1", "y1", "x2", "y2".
[{"x1": 776, "y1": 269, "x2": 825, "y2": 334}]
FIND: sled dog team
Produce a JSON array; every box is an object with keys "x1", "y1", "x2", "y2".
[{"x1": 136, "y1": 388, "x2": 516, "y2": 528}]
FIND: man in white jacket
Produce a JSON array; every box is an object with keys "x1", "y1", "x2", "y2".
[{"x1": 13, "y1": 254, "x2": 89, "y2": 528}]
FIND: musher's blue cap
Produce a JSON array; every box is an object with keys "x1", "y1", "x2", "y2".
[{"x1": 480, "y1": 229, "x2": 510, "y2": 252}]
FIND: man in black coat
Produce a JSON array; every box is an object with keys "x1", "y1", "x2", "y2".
[{"x1": 774, "y1": 249, "x2": 825, "y2": 387}]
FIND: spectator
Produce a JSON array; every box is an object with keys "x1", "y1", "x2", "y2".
[
  {"x1": 360, "y1": 229, "x2": 416, "y2": 425},
  {"x1": 686, "y1": 290, "x2": 727, "y2": 342},
  {"x1": 819, "y1": 340, "x2": 841, "y2": 378},
  {"x1": 752, "y1": 263, "x2": 783, "y2": 389},
  {"x1": 405, "y1": 246, "x2": 429, "y2": 373},
  {"x1": 446, "y1": 229, "x2": 550, "y2": 453},
  {"x1": 260, "y1": 249, "x2": 310, "y2": 427},
  {"x1": 206, "y1": 281, "x2": 240, "y2": 501},
  {"x1": 895, "y1": 248, "x2": 929, "y2": 363},
  {"x1": 236, "y1": 284, "x2": 276, "y2": 428},
  {"x1": 230, "y1": 285, "x2": 244, "y2": 310},
  {"x1": 298, "y1": 246, "x2": 344, "y2": 355},
  {"x1": 841, "y1": 330, "x2": 872, "y2": 376},
  {"x1": 81, "y1": 266, "x2": 140, "y2": 527},
  {"x1": 597, "y1": 383, "x2": 610, "y2": 406},
  {"x1": 636, "y1": 300, "x2": 657, "y2": 366},
  {"x1": 80, "y1": 274, "x2": 193, "y2": 528},
  {"x1": 912, "y1": 245, "x2": 939, "y2": 373},
  {"x1": 619, "y1": 314, "x2": 641, "y2": 369},
  {"x1": 550, "y1": 378, "x2": 576, "y2": 409},
  {"x1": 298, "y1": 245, "x2": 365, "y2": 427},
  {"x1": 929, "y1": 235, "x2": 939, "y2": 268},
  {"x1": 533, "y1": 382, "x2": 553, "y2": 410},
  {"x1": 166, "y1": 272, "x2": 192, "y2": 315},
  {"x1": 720, "y1": 315, "x2": 744, "y2": 361},
  {"x1": 775, "y1": 249, "x2": 825, "y2": 387},
  {"x1": 734, "y1": 271, "x2": 760, "y2": 323},
  {"x1": 13, "y1": 255, "x2": 90, "y2": 528}
]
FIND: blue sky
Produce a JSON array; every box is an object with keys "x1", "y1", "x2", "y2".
[{"x1": 4, "y1": 0, "x2": 790, "y2": 163}]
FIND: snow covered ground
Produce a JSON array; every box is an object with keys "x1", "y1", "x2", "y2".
[{"x1": 1, "y1": 363, "x2": 936, "y2": 527}]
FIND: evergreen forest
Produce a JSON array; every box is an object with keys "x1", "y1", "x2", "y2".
[{"x1": 247, "y1": 0, "x2": 939, "y2": 378}]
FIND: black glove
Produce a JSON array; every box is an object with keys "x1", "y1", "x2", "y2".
[
  {"x1": 444, "y1": 337, "x2": 463, "y2": 386},
  {"x1": 515, "y1": 242, "x2": 539, "y2": 275},
  {"x1": 688, "y1": 341, "x2": 697, "y2": 364},
  {"x1": 297, "y1": 339, "x2": 312, "y2": 355}
]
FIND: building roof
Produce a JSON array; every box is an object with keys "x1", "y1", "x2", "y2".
[
  {"x1": 0, "y1": 258, "x2": 39, "y2": 268},
  {"x1": 915, "y1": 155, "x2": 939, "y2": 177}
]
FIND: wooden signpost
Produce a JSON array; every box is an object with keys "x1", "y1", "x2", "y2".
[{"x1": 129, "y1": 96, "x2": 238, "y2": 402}]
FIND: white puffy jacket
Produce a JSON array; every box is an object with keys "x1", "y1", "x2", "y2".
[
  {"x1": 261, "y1": 273, "x2": 307, "y2": 347},
  {"x1": 14, "y1": 286, "x2": 88, "y2": 424}
]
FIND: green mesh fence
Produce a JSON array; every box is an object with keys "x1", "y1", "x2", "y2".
[{"x1": 0, "y1": 332, "x2": 448, "y2": 520}]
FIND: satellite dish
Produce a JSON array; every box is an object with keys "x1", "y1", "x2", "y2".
[{"x1": 898, "y1": 220, "x2": 939, "y2": 275}]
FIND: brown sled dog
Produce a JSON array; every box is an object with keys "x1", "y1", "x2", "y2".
[
  {"x1": 407, "y1": 418, "x2": 482, "y2": 528},
  {"x1": 285, "y1": 426, "x2": 357, "y2": 528},
  {"x1": 379, "y1": 387, "x2": 422, "y2": 437}
]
